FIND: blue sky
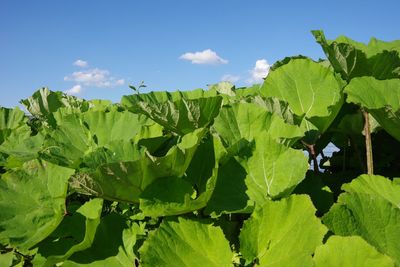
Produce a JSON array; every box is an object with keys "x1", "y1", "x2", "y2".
[{"x1": 1, "y1": 0, "x2": 399, "y2": 107}]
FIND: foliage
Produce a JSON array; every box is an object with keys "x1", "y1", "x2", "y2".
[{"x1": 1, "y1": 31, "x2": 400, "y2": 266}]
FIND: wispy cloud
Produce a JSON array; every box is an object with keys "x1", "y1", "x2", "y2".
[
  {"x1": 73, "y1": 59, "x2": 88, "y2": 68},
  {"x1": 180, "y1": 49, "x2": 228, "y2": 64},
  {"x1": 221, "y1": 74, "x2": 240, "y2": 83},
  {"x1": 247, "y1": 59, "x2": 270, "y2": 84},
  {"x1": 64, "y1": 84, "x2": 82, "y2": 95},
  {"x1": 64, "y1": 68, "x2": 125, "y2": 88}
]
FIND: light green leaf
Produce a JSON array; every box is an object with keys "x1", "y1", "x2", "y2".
[
  {"x1": 333, "y1": 34, "x2": 400, "y2": 57},
  {"x1": 42, "y1": 114, "x2": 95, "y2": 168},
  {"x1": 312, "y1": 30, "x2": 400, "y2": 80},
  {"x1": 122, "y1": 92, "x2": 222, "y2": 135},
  {"x1": 313, "y1": 236, "x2": 395, "y2": 267},
  {"x1": 345, "y1": 77, "x2": 400, "y2": 141},
  {"x1": 342, "y1": 174, "x2": 400, "y2": 206},
  {"x1": 242, "y1": 134, "x2": 308, "y2": 203},
  {"x1": 260, "y1": 58, "x2": 343, "y2": 141},
  {"x1": 0, "y1": 160, "x2": 75, "y2": 250},
  {"x1": 139, "y1": 176, "x2": 214, "y2": 217},
  {"x1": 33, "y1": 198, "x2": 103, "y2": 267},
  {"x1": 0, "y1": 125, "x2": 44, "y2": 166},
  {"x1": 139, "y1": 217, "x2": 233, "y2": 267},
  {"x1": 0, "y1": 252, "x2": 14, "y2": 267},
  {"x1": 0, "y1": 107, "x2": 27, "y2": 144},
  {"x1": 140, "y1": 136, "x2": 218, "y2": 217},
  {"x1": 323, "y1": 175, "x2": 400, "y2": 265},
  {"x1": 72, "y1": 128, "x2": 206, "y2": 203},
  {"x1": 20, "y1": 88, "x2": 89, "y2": 127},
  {"x1": 208, "y1": 81, "x2": 236, "y2": 96},
  {"x1": 83, "y1": 110, "x2": 144, "y2": 146},
  {"x1": 239, "y1": 195, "x2": 327, "y2": 266},
  {"x1": 0, "y1": 107, "x2": 26, "y2": 131},
  {"x1": 213, "y1": 102, "x2": 303, "y2": 147}
]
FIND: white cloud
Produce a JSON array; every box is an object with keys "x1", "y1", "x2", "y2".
[
  {"x1": 64, "y1": 68, "x2": 124, "y2": 88},
  {"x1": 247, "y1": 59, "x2": 270, "y2": 84},
  {"x1": 64, "y1": 85, "x2": 82, "y2": 95},
  {"x1": 73, "y1": 59, "x2": 88, "y2": 68},
  {"x1": 221, "y1": 74, "x2": 240, "y2": 83},
  {"x1": 180, "y1": 49, "x2": 228, "y2": 64},
  {"x1": 116, "y1": 79, "x2": 125, "y2": 85}
]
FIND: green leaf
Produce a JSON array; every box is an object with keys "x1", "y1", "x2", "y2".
[
  {"x1": 312, "y1": 30, "x2": 400, "y2": 80},
  {"x1": 42, "y1": 114, "x2": 94, "y2": 167},
  {"x1": 342, "y1": 174, "x2": 400, "y2": 206},
  {"x1": 122, "y1": 92, "x2": 222, "y2": 135},
  {"x1": 0, "y1": 125, "x2": 44, "y2": 166},
  {"x1": 72, "y1": 128, "x2": 206, "y2": 203},
  {"x1": 20, "y1": 88, "x2": 89, "y2": 127},
  {"x1": 293, "y1": 172, "x2": 334, "y2": 215},
  {"x1": 83, "y1": 110, "x2": 144, "y2": 146},
  {"x1": 213, "y1": 102, "x2": 303, "y2": 147},
  {"x1": 242, "y1": 135, "x2": 308, "y2": 203},
  {"x1": 260, "y1": 58, "x2": 343, "y2": 142},
  {"x1": 0, "y1": 107, "x2": 26, "y2": 131},
  {"x1": 345, "y1": 77, "x2": 400, "y2": 141},
  {"x1": 323, "y1": 175, "x2": 400, "y2": 265},
  {"x1": 140, "y1": 136, "x2": 218, "y2": 217},
  {"x1": 0, "y1": 160, "x2": 75, "y2": 250},
  {"x1": 208, "y1": 81, "x2": 236, "y2": 97},
  {"x1": 139, "y1": 176, "x2": 213, "y2": 217},
  {"x1": 0, "y1": 252, "x2": 14, "y2": 267},
  {"x1": 139, "y1": 217, "x2": 233, "y2": 267},
  {"x1": 33, "y1": 198, "x2": 103, "y2": 267},
  {"x1": 313, "y1": 236, "x2": 395, "y2": 267},
  {"x1": 205, "y1": 157, "x2": 251, "y2": 216},
  {"x1": 239, "y1": 195, "x2": 327, "y2": 266},
  {"x1": 0, "y1": 107, "x2": 27, "y2": 144},
  {"x1": 63, "y1": 213, "x2": 134, "y2": 267}
]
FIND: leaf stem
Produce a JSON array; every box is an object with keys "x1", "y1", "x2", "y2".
[
  {"x1": 363, "y1": 110, "x2": 374, "y2": 175},
  {"x1": 302, "y1": 141, "x2": 319, "y2": 174}
]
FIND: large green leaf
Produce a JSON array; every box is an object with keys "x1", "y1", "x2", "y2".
[
  {"x1": 139, "y1": 217, "x2": 233, "y2": 267},
  {"x1": 0, "y1": 160, "x2": 75, "y2": 250},
  {"x1": 0, "y1": 252, "x2": 14, "y2": 267},
  {"x1": 139, "y1": 136, "x2": 218, "y2": 217},
  {"x1": 0, "y1": 107, "x2": 26, "y2": 131},
  {"x1": 42, "y1": 114, "x2": 95, "y2": 168},
  {"x1": 323, "y1": 175, "x2": 400, "y2": 264},
  {"x1": 0, "y1": 125, "x2": 44, "y2": 166},
  {"x1": 239, "y1": 195, "x2": 327, "y2": 266},
  {"x1": 242, "y1": 134, "x2": 308, "y2": 204},
  {"x1": 260, "y1": 58, "x2": 343, "y2": 142},
  {"x1": 139, "y1": 175, "x2": 216, "y2": 217},
  {"x1": 63, "y1": 213, "x2": 136, "y2": 266},
  {"x1": 313, "y1": 236, "x2": 395, "y2": 267},
  {"x1": 334, "y1": 35, "x2": 400, "y2": 56},
  {"x1": 213, "y1": 102, "x2": 303, "y2": 147},
  {"x1": 83, "y1": 110, "x2": 145, "y2": 146},
  {"x1": 71, "y1": 128, "x2": 206, "y2": 203},
  {"x1": 345, "y1": 77, "x2": 400, "y2": 141},
  {"x1": 121, "y1": 92, "x2": 222, "y2": 135},
  {"x1": 0, "y1": 107, "x2": 27, "y2": 144},
  {"x1": 43, "y1": 109, "x2": 161, "y2": 168},
  {"x1": 33, "y1": 198, "x2": 103, "y2": 267},
  {"x1": 312, "y1": 30, "x2": 400, "y2": 80},
  {"x1": 20, "y1": 88, "x2": 89, "y2": 127},
  {"x1": 205, "y1": 157, "x2": 250, "y2": 216},
  {"x1": 293, "y1": 172, "x2": 334, "y2": 215}
]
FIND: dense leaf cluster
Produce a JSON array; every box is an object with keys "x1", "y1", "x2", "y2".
[{"x1": 1, "y1": 31, "x2": 400, "y2": 266}]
